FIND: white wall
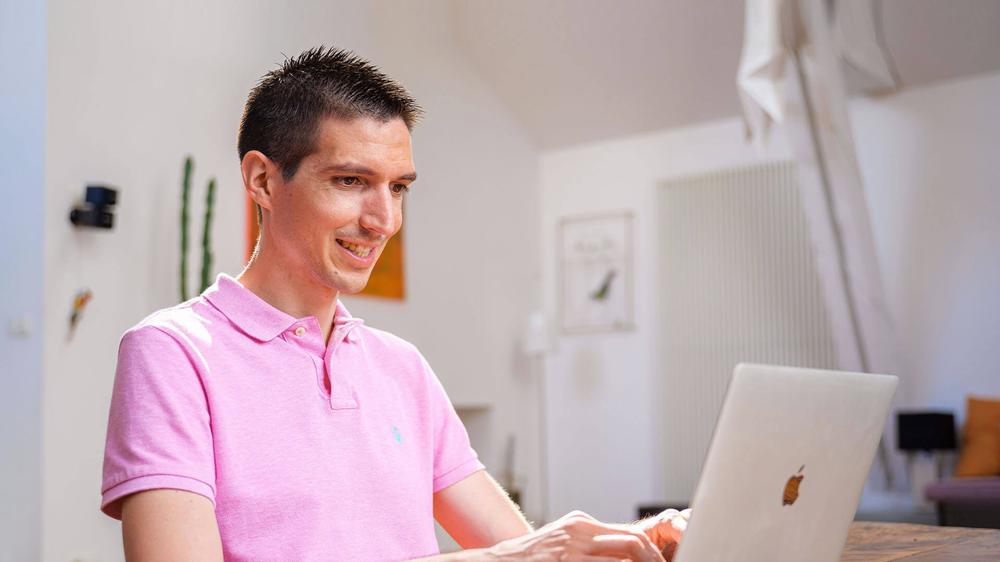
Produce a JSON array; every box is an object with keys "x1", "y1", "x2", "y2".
[
  {"x1": 540, "y1": 121, "x2": 794, "y2": 522},
  {"x1": 853, "y1": 71, "x2": 1000, "y2": 417},
  {"x1": 539, "y1": 71, "x2": 1000, "y2": 521},
  {"x1": 1, "y1": 2, "x2": 46, "y2": 560},
  {"x1": 40, "y1": 0, "x2": 541, "y2": 560}
]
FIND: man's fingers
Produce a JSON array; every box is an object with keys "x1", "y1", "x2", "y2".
[
  {"x1": 545, "y1": 510, "x2": 669, "y2": 561},
  {"x1": 660, "y1": 511, "x2": 690, "y2": 561},
  {"x1": 565, "y1": 517, "x2": 639, "y2": 538},
  {"x1": 543, "y1": 510, "x2": 596, "y2": 530},
  {"x1": 661, "y1": 541, "x2": 678, "y2": 562},
  {"x1": 566, "y1": 517, "x2": 663, "y2": 557},
  {"x1": 564, "y1": 509, "x2": 598, "y2": 522},
  {"x1": 585, "y1": 534, "x2": 665, "y2": 562},
  {"x1": 648, "y1": 509, "x2": 688, "y2": 546}
]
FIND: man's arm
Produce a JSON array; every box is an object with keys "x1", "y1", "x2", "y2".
[
  {"x1": 418, "y1": 471, "x2": 667, "y2": 562},
  {"x1": 120, "y1": 490, "x2": 223, "y2": 562},
  {"x1": 433, "y1": 470, "x2": 533, "y2": 549}
]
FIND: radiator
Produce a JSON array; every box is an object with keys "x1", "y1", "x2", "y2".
[{"x1": 657, "y1": 161, "x2": 838, "y2": 501}]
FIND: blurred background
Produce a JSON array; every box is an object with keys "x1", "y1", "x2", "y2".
[{"x1": 2, "y1": 0, "x2": 999, "y2": 560}]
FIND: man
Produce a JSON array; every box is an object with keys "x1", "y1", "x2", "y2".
[{"x1": 101, "y1": 47, "x2": 688, "y2": 561}]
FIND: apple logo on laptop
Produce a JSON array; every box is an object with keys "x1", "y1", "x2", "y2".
[{"x1": 782, "y1": 465, "x2": 805, "y2": 506}]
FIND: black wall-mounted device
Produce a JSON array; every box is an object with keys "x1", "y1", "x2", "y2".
[
  {"x1": 70, "y1": 185, "x2": 118, "y2": 229},
  {"x1": 897, "y1": 411, "x2": 957, "y2": 452}
]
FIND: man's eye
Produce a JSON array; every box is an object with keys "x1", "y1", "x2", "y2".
[
  {"x1": 391, "y1": 183, "x2": 410, "y2": 195},
  {"x1": 336, "y1": 177, "x2": 360, "y2": 186}
]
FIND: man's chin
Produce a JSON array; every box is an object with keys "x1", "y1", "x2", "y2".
[
  {"x1": 331, "y1": 273, "x2": 372, "y2": 295},
  {"x1": 339, "y1": 284, "x2": 369, "y2": 295}
]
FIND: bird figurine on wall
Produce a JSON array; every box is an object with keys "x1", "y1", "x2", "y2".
[
  {"x1": 68, "y1": 289, "x2": 93, "y2": 341},
  {"x1": 590, "y1": 269, "x2": 617, "y2": 301}
]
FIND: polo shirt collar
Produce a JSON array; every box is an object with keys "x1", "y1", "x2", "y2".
[{"x1": 204, "y1": 274, "x2": 363, "y2": 342}]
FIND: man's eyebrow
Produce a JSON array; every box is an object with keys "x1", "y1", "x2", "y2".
[{"x1": 318, "y1": 162, "x2": 417, "y2": 182}]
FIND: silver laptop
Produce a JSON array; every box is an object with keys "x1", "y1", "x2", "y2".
[{"x1": 674, "y1": 363, "x2": 898, "y2": 562}]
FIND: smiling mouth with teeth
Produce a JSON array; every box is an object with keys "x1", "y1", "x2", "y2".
[{"x1": 336, "y1": 239, "x2": 375, "y2": 258}]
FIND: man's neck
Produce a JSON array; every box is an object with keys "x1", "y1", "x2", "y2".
[{"x1": 237, "y1": 250, "x2": 340, "y2": 344}]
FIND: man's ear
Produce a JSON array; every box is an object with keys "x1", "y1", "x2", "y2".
[{"x1": 241, "y1": 150, "x2": 279, "y2": 213}]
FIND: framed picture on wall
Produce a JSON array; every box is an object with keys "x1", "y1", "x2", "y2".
[
  {"x1": 358, "y1": 223, "x2": 405, "y2": 300},
  {"x1": 245, "y1": 195, "x2": 259, "y2": 263},
  {"x1": 559, "y1": 211, "x2": 634, "y2": 333}
]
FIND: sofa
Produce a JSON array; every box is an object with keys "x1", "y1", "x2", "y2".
[
  {"x1": 923, "y1": 396, "x2": 1000, "y2": 528},
  {"x1": 925, "y1": 477, "x2": 1000, "y2": 528}
]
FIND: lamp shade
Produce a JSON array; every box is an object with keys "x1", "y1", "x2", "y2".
[{"x1": 896, "y1": 411, "x2": 957, "y2": 451}]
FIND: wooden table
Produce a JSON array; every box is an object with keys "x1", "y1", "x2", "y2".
[{"x1": 842, "y1": 522, "x2": 1000, "y2": 561}]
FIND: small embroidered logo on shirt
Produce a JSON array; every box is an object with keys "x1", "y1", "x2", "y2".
[{"x1": 392, "y1": 425, "x2": 403, "y2": 443}]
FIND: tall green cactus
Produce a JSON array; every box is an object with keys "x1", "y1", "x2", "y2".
[
  {"x1": 179, "y1": 156, "x2": 216, "y2": 301},
  {"x1": 200, "y1": 177, "x2": 216, "y2": 293},
  {"x1": 180, "y1": 156, "x2": 193, "y2": 301}
]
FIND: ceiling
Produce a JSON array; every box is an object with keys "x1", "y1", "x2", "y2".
[{"x1": 450, "y1": 0, "x2": 1000, "y2": 149}]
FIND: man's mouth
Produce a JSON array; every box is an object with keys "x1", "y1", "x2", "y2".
[{"x1": 336, "y1": 239, "x2": 375, "y2": 258}]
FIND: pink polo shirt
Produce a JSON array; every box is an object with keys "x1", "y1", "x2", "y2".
[{"x1": 101, "y1": 274, "x2": 483, "y2": 561}]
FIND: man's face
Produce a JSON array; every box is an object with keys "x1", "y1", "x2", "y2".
[{"x1": 266, "y1": 116, "x2": 415, "y2": 294}]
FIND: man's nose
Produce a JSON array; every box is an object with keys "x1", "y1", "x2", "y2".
[{"x1": 359, "y1": 185, "x2": 396, "y2": 236}]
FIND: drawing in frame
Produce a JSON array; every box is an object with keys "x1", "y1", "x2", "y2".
[{"x1": 559, "y1": 211, "x2": 634, "y2": 333}]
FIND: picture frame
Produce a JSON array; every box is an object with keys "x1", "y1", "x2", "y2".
[
  {"x1": 358, "y1": 223, "x2": 405, "y2": 300},
  {"x1": 558, "y1": 211, "x2": 634, "y2": 333}
]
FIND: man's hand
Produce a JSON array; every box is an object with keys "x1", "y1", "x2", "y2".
[
  {"x1": 636, "y1": 509, "x2": 691, "y2": 561},
  {"x1": 484, "y1": 510, "x2": 666, "y2": 562}
]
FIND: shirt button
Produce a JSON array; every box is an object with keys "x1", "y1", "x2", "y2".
[{"x1": 294, "y1": 326, "x2": 306, "y2": 337}]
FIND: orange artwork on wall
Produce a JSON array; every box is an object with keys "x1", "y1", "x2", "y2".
[
  {"x1": 360, "y1": 225, "x2": 405, "y2": 300},
  {"x1": 244, "y1": 195, "x2": 405, "y2": 300},
  {"x1": 245, "y1": 195, "x2": 259, "y2": 263}
]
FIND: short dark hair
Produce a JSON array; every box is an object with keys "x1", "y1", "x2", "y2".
[{"x1": 238, "y1": 46, "x2": 422, "y2": 180}]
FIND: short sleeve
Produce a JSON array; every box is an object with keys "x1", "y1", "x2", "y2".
[
  {"x1": 422, "y1": 356, "x2": 485, "y2": 492},
  {"x1": 100, "y1": 326, "x2": 217, "y2": 519}
]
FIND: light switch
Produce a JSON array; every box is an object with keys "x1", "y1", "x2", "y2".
[{"x1": 7, "y1": 315, "x2": 33, "y2": 338}]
